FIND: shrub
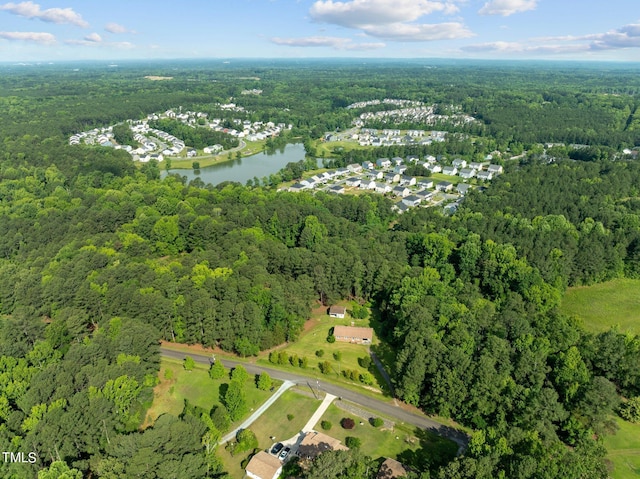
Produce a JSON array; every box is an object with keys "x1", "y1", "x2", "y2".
[
  {"x1": 358, "y1": 356, "x2": 372, "y2": 369},
  {"x1": 256, "y1": 372, "x2": 272, "y2": 391},
  {"x1": 315, "y1": 349, "x2": 325, "y2": 357},
  {"x1": 287, "y1": 413, "x2": 294, "y2": 421},
  {"x1": 333, "y1": 351, "x2": 342, "y2": 361},
  {"x1": 327, "y1": 334, "x2": 336, "y2": 343},
  {"x1": 321, "y1": 420, "x2": 332, "y2": 430},
  {"x1": 163, "y1": 368, "x2": 174, "y2": 380},
  {"x1": 345, "y1": 436, "x2": 361, "y2": 448},
  {"x1": 209, "y1": 361, "x2": 225, "y2": 379},
  {"x1": 268, "y1": 351, "x2": 278, "y2": 364},
  {"x1": 341, "y1": 417, "x2": 355, "y2": 429},
  {"x1": 371, "y1": 417, "x2": 384, "y2": 427},
  {"x1": 299, "y1": 357, "x2": 308, "y2": 368},
  {"x1": 319, "y1": 361, "x2": 333, "y2": 375},
  {"x1": 289, "y1": 354, "x2": 299, "y2": 366},
  {"x1": 619, "y1": 396, "x2": 640, "y2": 423},
  {"x1": 183, "y1": 356, "x2": 195, "y2": 371},
  {"x1": 192, "y1": 161, "x2": 200, "y2": 170},
  {"x1": 277, "y1": 351, "x2": 289, "y2": 365},
  {"x1": 359, "y1": 372, "x2": 374, "y2": 385},
  {"x1": 231, "y1": 365, "x2": 249, "y2": 383}
]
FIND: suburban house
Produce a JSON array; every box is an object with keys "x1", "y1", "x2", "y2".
[
  {"x1": 457, "y1": 183, "x2": 472, "y2": 195},
  {"x1": 399, "y1": 176, "x2": 417, "y2": 186},
  {"x1": 384, "y1": 173, "x2": 400, "y2": 183},
  {"x1": 393, "y1": 165, "x2": 408, "y2": 175},
  {"x1": 376, "y1": 158, "x2": 391, "y2": 168},
  {"x1": 442, "y1": 166, "x2": 458, "y2": 176},
  {"x1": 417, "y1": 179, "x2": 434, "y2": 189},
  {"x1": 488, "y1": 164, "x2": 503, "y2": 174},
  {"x1": 391, "y1": 157, "x2": 404, "y2": 165},
  {"x1": 363, "y1": 161, "x2": 374, "y2": 170},
  {"x1": 333, "y1": 325, "x2": 374, "y2": 344},
  {"x1": 289, "y1": 183, "x2": 306, "y2": 192},
  {"x1": 469, "y1": 162, "x2": 483, "y2": 171},
  {"x1": 407, "y1": 155, "x2": 420, "y2": 163},
  {"x1": 375, "y1": 182, "x2": 392, "y2": 194},
  {"x1": 377, "y1": 458, "x2": 408, "y2": 478},
  {"x1": 428, "y1": 164, "x2": 442, "y2": 173},
  {"x1": 402, "y1": 195, "x2": 421, "y2": 207},
  {"x1": 347, "y1": 163, "x2": 363, "y2": 173},
  {"x1": 477, "y1": 171, "x2": 493, "y2": 181},
  {"x1": 393, "y1": 186, "x2": 410, "y2": 197},
  {"x1": 345, "y1": 177, "x2": 361, "y2": 188},
  {"x1": 452, "y1": 158, "x2": 467, "y2": 168},
  {"x1": 328, "y1": 185, "x2": 345, "y2": 194},
  {"x1": 245, "y1": 451, "x2": 283, "y2": 479},
  {"x1": 415, "y1": 189, "x2": 434, "y2": 201},
  {"x1": 360, "y1": 180, "x2": 377, "y2": 190},
  {"x1": 459, "y1": 168, "x2": 476, "y2": 179},
  {"x1": 329, "y1": 305, "x2": 346, "y2": 318},
  {"x1": 437, "y1": 181, "x2": 453, "y2": 192},
  {"x1": 298, "y1": 432, "x2": 348, "y2": 461}
]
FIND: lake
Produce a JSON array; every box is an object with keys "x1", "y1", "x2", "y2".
[{"x1": 161, "y1": 143, "x2": 311, "y2": 186}]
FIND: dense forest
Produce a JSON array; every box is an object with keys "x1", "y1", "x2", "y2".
[{"x1": 0, "y1": 60, "x2": 639, "y2": 478}]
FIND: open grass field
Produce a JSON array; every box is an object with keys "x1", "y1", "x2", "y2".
[
  {"x1": 143, "y1": 357, "x2": 275, "y2": 427},
  {"x1": 218, "y1": 389, "x2": 321, "y2": 477},
  {"x1": 559, "y1": 278, "x2": 640, "y2": 334},
  {"x1": 605, "y1": 417, "x2": 640, "y2": 479},
  {"x1": 318, "y1": 403, "x2": 458, "y2": 468},
  {"x1": 273, "y1": 301, "x2": 392, "y2": 395}
]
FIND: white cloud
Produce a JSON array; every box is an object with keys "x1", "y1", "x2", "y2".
[
  {"x1": 363, "y1": 22, "x2": 473, "y2": 41},
  {"x1": 105, "y1": 22, "x2": 135, "y2": 34},
  {"x1": 310, "y1": 0, "x2": 458, "y2": 28},
  {"x1": 308, "y1": 0, "x2": 471, "y2": 42},
  {"x1": 84, "y1": 32, "x2": 102, "y2": 43},
  {"x1": 0, "y1": 30, "x2": 55, "y2": 44},
  {"x1": 271, "y1": 35, "x2": 385, "y2": 50},
  {"x1": 479, "y1": 0, "x2": 537, "y2": 16},
  {"x1": 0, "y1": 1, "x2": 88, "y2": 27},
  {"x1": 463, "y1": 22, "x2": 640, "y2": 55}
]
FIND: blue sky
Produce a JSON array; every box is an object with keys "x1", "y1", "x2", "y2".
[{"x1": 0, "y1": 0, "x2": 638, "y2": 61}]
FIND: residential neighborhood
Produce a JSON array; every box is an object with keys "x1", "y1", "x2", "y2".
[
  {"x1": 69, "y1": 108, "x2": 292, "y2": 162},
  {"x1": 285, "y1": 154, "x2": 501, "y2": 213}
]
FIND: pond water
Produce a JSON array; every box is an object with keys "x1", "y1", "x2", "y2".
[{"x1": 161, "y1": 143, "x2": 313, "y2": 186}]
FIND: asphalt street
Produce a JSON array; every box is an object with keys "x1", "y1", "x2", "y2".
[{"x1": 161, "y1": 347, "x2": 469, "y2": 450}]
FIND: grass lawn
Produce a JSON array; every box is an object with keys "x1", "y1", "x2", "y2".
[
  {"x1": 605, "y1": 417, "x2": 640, "y2": 479},
  {"x1": 218, "y1": 389, "x2": 321, "y2": 477},
  {"x1": 559, "y1": 278, "x2": 640, "y2": 334},
  {"x1": 318, "y1": 403, "x2": 458, "y2": 469},
  {"x1": 273, "y1": 302, "x2": 392, "y2": 396},
  {"x1": 143, "y1": 357, "x2": 275, "y2": 427}
]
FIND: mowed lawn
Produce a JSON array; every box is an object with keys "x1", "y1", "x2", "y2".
[
  {"x1": 559, "y1": 278, "x2": 640, "y2": 334},
  {"x1": 218, "y1": 390, "x2": 321, "y2": 477},
  {"x1": 318, "y1": 403, "x2": 457, "y2": 469},
  {"x1": 276, "y1": 303, "x2": 391, "y2": 394},
  {"x1": 144, "y1": 358, "x2": 275, "y2": 427},
  {"x1": 605, "y1": 417, "x2": 640, "y2": 479}
]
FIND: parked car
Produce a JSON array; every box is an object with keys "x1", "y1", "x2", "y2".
[
  {"x1": 271, "y1": 443, "x2": 284, "y2": 455},
  {"x1": 279, "y1": 446, "x2": 291, "y2": 461}
]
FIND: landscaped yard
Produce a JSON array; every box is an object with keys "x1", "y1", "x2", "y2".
[
  {"x1": 317, "y1": 403, "x2": 458, "y2": 469},
  {"x1": 267, "y1": 302, "x2": 393, "y2": 395},
  {"x1": 559, "y1": 278, "x2": 640, "y2": 334},
  {"x1": 604, "y1": 417, "x2": 640, "y2": 479},
  {"x1": 144, "y1": 357, "x2": 276, "y2": 427},
  {"x1": 218, "y1": 389, "x2": 321, "y2": 477}
]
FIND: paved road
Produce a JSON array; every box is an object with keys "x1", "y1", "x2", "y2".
[
  {"x1": 220, "y1": 379, "x2": 294, "y2": 444},
  {"x1": 161, "y1": 347, "x2": 469, "y2": 450}
]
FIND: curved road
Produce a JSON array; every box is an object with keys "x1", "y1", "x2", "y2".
[{"x1": 161, "y1": 347, "x2": 469, "y2": 450}]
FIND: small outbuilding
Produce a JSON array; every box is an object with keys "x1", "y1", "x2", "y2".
[{"x1": 329, "y1": 306, "x2": 347, "y2": 318}]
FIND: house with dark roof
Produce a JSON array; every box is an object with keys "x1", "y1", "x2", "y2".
[
  {"x1": 436, "y1": 181, "x2": 453, "y2": 192},
  {"x1": 457, "y1": 183, "x2": 472, "y2": 195},
  {"x1": 402, "y1": 195, "x2": 421, "y2": 207}
]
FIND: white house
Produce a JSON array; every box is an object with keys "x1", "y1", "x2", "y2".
[
  {"x1": 376, "y1": 158, "x2": 391, "y2": 168},
  {"x1": 477, "y1": 171, "x2": 493, "y2": 181},
  {"x1": 393, "y1": 186, "x2": 410, "y2": 197},
  {"x1": 442, "y1": 166, "x2": 458, "y2": 176},
  {"x1": 452, "y1": 158, "x2": 467, "y2": 168},
  {"x1": 459, "y1": 168, "x2": 476, "y2": 179},
  {"x1": 488, "y1": 164, "x2": 503, "y2": 174}
]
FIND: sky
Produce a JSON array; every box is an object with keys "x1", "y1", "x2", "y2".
[{"x1": 0, "y1": 0, "x2": 639, "y2": 62}]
